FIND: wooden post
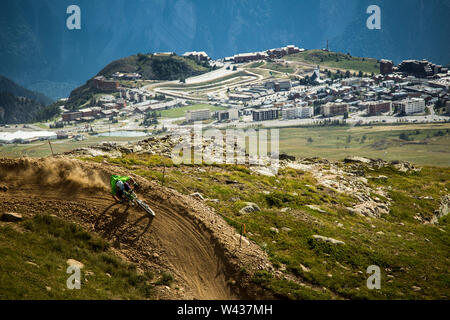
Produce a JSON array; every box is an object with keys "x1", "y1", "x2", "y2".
[
  {"x1": 48, "y1": 140, "x2": 54, "y2": 157},
  {"x1": 239, "y1": 224, "x2": 243, "y2": 248}
]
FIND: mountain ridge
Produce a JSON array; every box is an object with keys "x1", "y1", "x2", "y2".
[
  {"x1": 0, "y1": 75, "x2": 59, "y2": 124},
  {"x1": 1, "y1": 0, "x2": 448, "y2": 99}
]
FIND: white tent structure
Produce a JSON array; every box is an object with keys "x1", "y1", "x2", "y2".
[{"x1": 0, "y1": 130, "x2": 57, "y2": 144}]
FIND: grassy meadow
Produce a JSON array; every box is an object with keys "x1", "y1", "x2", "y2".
[
  {"x1": 285, "y1": 50, "x2": 380, "y2": 75},
  {"x1": 0, "y1": 215, "x2": 155, "y2": 299},
  {"x1": 159, "y1": 104, "x2": 227, "y2": 119},
  {"x1": 279, "y1": 123, "x2": 450, "y2": 167}
]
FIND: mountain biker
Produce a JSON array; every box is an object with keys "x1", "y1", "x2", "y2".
[{"x1": 110, "y1": 175, "x2": 139, "y2": 203}]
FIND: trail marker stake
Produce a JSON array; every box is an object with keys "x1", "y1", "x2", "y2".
[{"x1": 48, "y1": 140, "x2": 55, "y2": 157}]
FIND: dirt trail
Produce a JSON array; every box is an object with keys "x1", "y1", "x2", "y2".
[{"x1": 0, "y1": 157, "x2": 273, "y2": 300}]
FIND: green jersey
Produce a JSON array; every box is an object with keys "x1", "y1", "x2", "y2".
[{"x1": 110, "y1": 175, "x2": 131, "y2": 196}]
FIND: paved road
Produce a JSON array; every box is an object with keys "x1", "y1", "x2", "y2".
[{"x1": 185, "y1": 63, "x2": 237, "y2": 84}]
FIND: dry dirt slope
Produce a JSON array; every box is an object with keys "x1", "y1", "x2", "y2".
[{"x1": 0, "y1": 157, "x2": 273, "y2": 300}]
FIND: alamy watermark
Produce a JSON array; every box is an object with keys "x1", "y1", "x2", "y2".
[
  {"x1": 171, "y1": 123, "x2": 280, "y2": 174},
  {"x1": 366, "y1": 5, "x2": 381, "y2": 30},
  {"x1": 366, "y1": 265, "x2": 381, "y2": 290},
  {"x1": 66, "y1": 265, "x2": 81, "y2": 290},
  {"x1": 66, "y1": 5, "x2": 81, "y2": 30}
]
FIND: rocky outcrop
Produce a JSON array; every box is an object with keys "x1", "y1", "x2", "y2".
[
  {"x1": 390, "y1": 160, "x2": 421, "y2": 173},
  {"x1": 190, "y1": 192, "x2": 205, "y2": 201},
  {"x1": 312, "y1": 235, "x2": 345, "y2": 245},
  {"x1": 1, "y1": 212, "x2": 23, "y2": 222},
  {"x1": 431, "y1": 194, "x2": 450, "y2": 224},
  {"x1": 66, "y1": 259, "x2": 84, "y2": 269},
  {"x1": 238, "y1": 202, "x2": 261, "y2": 216},
  {"x1": 344, "y1": 156, "x2": 371, "y2": 164}
]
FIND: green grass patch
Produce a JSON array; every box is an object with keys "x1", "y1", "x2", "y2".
[
  {"x1": 159, "y1": 104, "x2": 226, "y2": 119},
  {"x1": 285, "y1": 50, "x2": 380, "y2": 75},
  {"x1": 0, "y1": 215, "x2": 155, "y2": 299}
]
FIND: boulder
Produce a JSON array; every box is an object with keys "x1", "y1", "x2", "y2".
[
  {"x1": 306, "y1": 205, "x2": 327, "y2": 214},
  {"x1": 344, "y1": 156, "x2": 371, "y2": 164},
  {"x1": 270, "y1": 227, "x2": 279, "y2": 234},
  {"x1": 279, "y1": 153, "x2": 296, "y2": 161},
  {"x1": 190, "y1": 192, "x2": 204, "y2": 201},
  {"x1": 66, "y1": 259, "x2": 84, "y2": 269},
  {"x1": 1, "y1": 212, "x2": 23, "y2": 222},
  {"x1": 312, "y1": 235, "x2": 345, "y2": 245},
  {"x1": 431, "y1": 194, "x2": 450, "y2": 225},
  {"x1": 238, "y1": 202, "x2": 261, "y2": 216},
  {"x1": 391, "y1": 160, "x2": 420, "y2": 173}
]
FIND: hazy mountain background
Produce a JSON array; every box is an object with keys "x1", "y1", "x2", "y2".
[
  {"x1": 1, "y1": 0, "x2": 449, "y2": 100},
  {"x1": 0, "y1": 75, "x2": 60, "y2": 124}
]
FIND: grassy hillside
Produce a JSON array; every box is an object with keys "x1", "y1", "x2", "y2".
[
  {"x1": 0, "y1": 214, "x2": 155, "y2": 299},
  {"x1": 279, "y1": 124, "x2": 450, "y2": 167},
  {"x1": 66, "y1": 54, "x2": 212, "y2": 110},
  {"x1": 0, "y1": 75, "x2": 52, "y2": 106},
  {"x1": 0, "y1": 75, "x2": 59, "y2": 124},
  {"x1": 82, "y1": 152, "x2": 450, "y2": 300},
  {"x1": 98, "y1": 54, "x2": 211, "y2": 80},
  {"x1": 285, "y1": 50, "x2": 380, "y2": 75},
  {"x1": 0, "y1": 92, "x2": 60, "y2": 125}
]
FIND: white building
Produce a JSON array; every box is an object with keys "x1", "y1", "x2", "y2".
[
  {"x1": 228, "y1": 109, "x2": 239, "y2": 120},
  {"x1": 297, "y1": 106, "x2": 314, "y2": 118},
  {"x1": 394, "y1": 98, "x2": 426, "y2": 115},
  {"x1": 282, "y1": 106, "x2": 313, "y2": 120},
  {"x1": 282, "y1": 108, "x2": 297, "y2": 120},
  {"x1": 185, "y1": 109, "x2": 211, "y2": 122}
]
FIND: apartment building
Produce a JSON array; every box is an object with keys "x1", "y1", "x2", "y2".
[
  {"x1": 264, "y1": 79, "x2": 292, "y2": 92},
  {"x1": 393, "y1": 98, "x2": 426, "y2": 115},
  {"x1": 218, "y1": 109, "x2": 239, "y2": 121},
  {"x1": 282, "y1": 106, "x2": 314, "y2": 120},
  {"x1": 366, "y1": 101, "x2": 392, "y2": 116},
  {"x1": 91, "y1": 76, "x2": 119, "y2": 91},
  {"x1": 183, "y1": 51, "x2": 210, "y2": 62},
  {"x1": 320, "y1": 102, "x2": 349, "y2": 117},
  {"x1": 298, "y1": 106, "x2": 314, "y2": 118},
  {"x1": 185, "y1": 109, "x2": 211, "y2": 122},
  {"x1": 253, "y1": 108, "x2": 279, "y2": 121},
  {"x1": 282, "y1": 108, "x2": 297, "y2": 120}
]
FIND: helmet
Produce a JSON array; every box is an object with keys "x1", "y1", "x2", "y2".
[{"x1": 116, "y1": 180, "x2": 125, "y2": 191}]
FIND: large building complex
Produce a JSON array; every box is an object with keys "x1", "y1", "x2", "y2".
[
  {"x1": 185, "y1": 109, "x2": 211, "y2": 122},
  {"x1": 252, "y1": 108, "x2": 279, "y2": 121},
  {"x1": 182, "y1": 51, "x2": 210, "y2": 62},
  {"x1": 233, "y1": 45, "x2": 303, "y2": 63},
  {"x1": 282, "y1": 106, "x2": 313, "y2": 120},
  {"x1": 393, "y1": 98, "x2": 426, "y2": 115},
  {"x1": 320, "y1": 103, "x2": 349, "y2": 117},
  {"x1": 218, "y1": 109, "x2": 239, "y2": 121},
  {"x1": 380, "y1": 59, "x2": 394, "y2": 75},
  {"x1": 365, "y1": 101, "x2": 392, "y2": 116},
  {"x1": 91, "y1": 76, "x2": 119, "y2": 91},
  {"x1": 264, "y1": 79, "x2": 292, "y2": 92}
]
